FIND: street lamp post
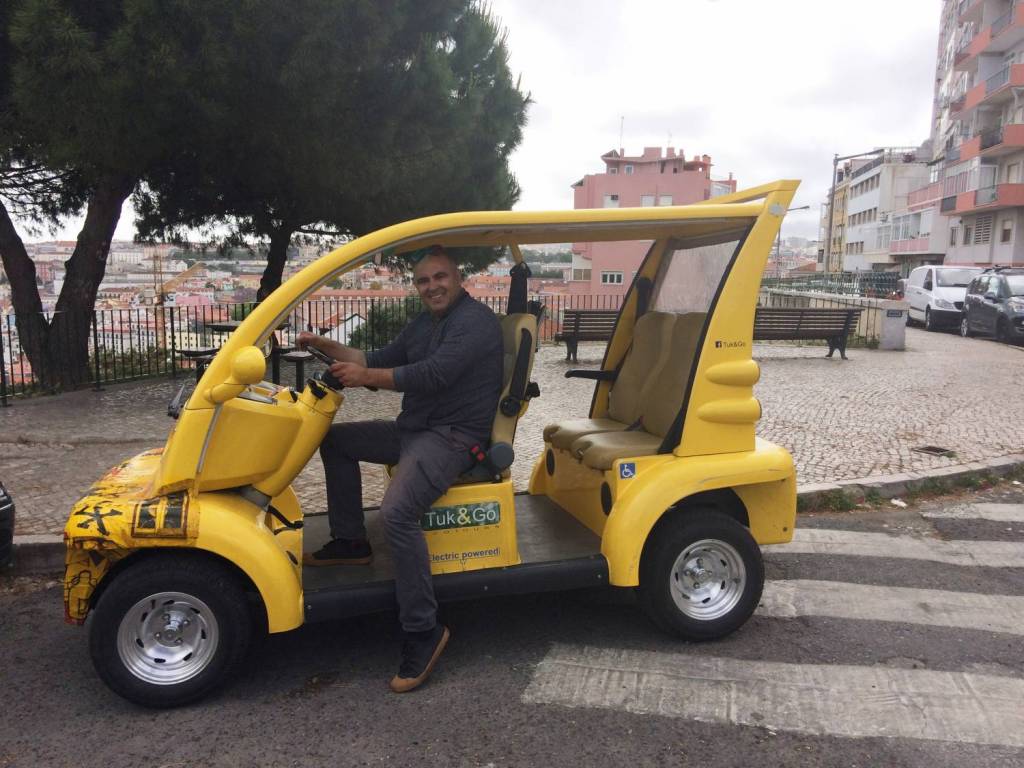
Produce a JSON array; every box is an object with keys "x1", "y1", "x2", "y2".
[{"x1": 776, "y1": 205, "x2": 811, "y2": 278}]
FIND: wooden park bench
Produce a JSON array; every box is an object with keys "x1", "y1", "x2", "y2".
[
  {"x1": 555, "y1": 308, "x2": 618, "y2": 362},
  {"x1": 753, "y1": 307, "x2": 863, "y2": 360}
]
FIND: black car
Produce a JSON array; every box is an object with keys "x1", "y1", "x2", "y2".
[
  {"x1": 960, "y1": 267, "x2": 1024, "y2": 343},
  {"x1": 0, "y1": 481, "x2": 13, "y2": 569}
]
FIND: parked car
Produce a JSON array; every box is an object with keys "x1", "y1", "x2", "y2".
[
  {"x1": 905, "y1": 265, "x2": 984, "y2": 331},
  {"x1": 0, "y1": 481, "x2": 13, "y2": 569},
  {"x1": 960, "y1": 267, "x2": 1024, "y2": 343}
]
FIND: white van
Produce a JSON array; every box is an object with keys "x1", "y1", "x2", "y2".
[{"x1": 905, "y1": 265, "x2": 983, "y2": 331}]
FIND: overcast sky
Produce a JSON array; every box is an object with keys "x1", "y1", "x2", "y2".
[{"x1": 37, "y1": 0, "x2": 940, "y2": 244}]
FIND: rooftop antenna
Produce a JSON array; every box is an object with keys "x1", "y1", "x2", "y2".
[{"x1": 619, "y1": 115, "x2": 624, "y2": 153}]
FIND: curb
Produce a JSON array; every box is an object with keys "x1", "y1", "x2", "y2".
[{"x1": 7, "y1": 454, "x2": 1024, "y2": 578}]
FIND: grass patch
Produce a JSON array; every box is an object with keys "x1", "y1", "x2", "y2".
[
  {"x1": 863, "y1": 488, "x2": 883, "y2": 506},
  {"x1": 800, "y1": 488, "x2": 857, "y2": 514}
]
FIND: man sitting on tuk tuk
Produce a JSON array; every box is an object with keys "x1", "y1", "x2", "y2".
[{"x1": 297, "y1": 245, "x2": 504, "y2": 693}]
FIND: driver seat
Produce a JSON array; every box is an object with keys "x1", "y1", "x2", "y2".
[{"x1": 455, "y1": 311, "x2": 539, "y2": 483}]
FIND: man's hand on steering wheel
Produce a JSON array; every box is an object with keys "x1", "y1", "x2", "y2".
[{"x1": 330, "y1": 361, "x2": 373, "y2": 388}]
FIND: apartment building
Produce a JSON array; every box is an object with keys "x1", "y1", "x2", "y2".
[
  {"x1": 907, "y1": 0, "x2": 1024, "y2": 267},
  {"x1": 569, "y1": 146, "x2": 737, "y2": 295}
]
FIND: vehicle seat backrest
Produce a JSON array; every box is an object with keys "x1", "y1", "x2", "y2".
[
  {"x1": 492, "y1": 312, "x2": 538, "y2": 446},
  {"x1": 638, "y1": 311, "x2": 706, "y2": 438},
  {"x1": 607, "y1": 311, "x2": 674, "y2": 425}
]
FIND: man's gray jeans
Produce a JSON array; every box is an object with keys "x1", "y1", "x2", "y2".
[{"x1": 319, "y1": 420, "x2": 475, "y2": 632}]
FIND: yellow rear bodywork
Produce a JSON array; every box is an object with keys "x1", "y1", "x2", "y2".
[{"x1": 65, "y1": 179, "x2": 800, "y2": 631}]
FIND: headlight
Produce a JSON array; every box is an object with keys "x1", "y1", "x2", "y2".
[
  {"x1": 933, "y1": 298, "x2": 955, "y2": 310},
  {"x1": 1008, "y1": 297, "x2": 1024, "y2": 313}
]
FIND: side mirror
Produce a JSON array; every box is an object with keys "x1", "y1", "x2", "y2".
[{"x1": 206, "y1": 346, "x2": 266, "y2": 403}]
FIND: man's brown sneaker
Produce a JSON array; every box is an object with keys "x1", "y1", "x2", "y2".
[
  {"x1": 302, "y1": 537, "x2": 373, "y2": 566},
  {"x1": 389, "y1": 624, "x2": 450, "y2": 693}
]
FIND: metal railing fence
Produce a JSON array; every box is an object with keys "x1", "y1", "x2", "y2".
[
  {"x1": 759, "y1": 271, "x2": 899, "y2": 298},
  {"x1": 1, "y1": 293, "x2": 626, "y2": 403}
]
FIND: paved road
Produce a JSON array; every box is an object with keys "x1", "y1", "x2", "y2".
[
  {"x1": 4, "y1": 328, "x2": 1024, "y2": 536},
  {"x1": 2, "y1": 484, "x2": 1022, "y2": 767}
]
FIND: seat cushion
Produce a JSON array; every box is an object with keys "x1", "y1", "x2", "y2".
[
  {"x1": 571, "y1": 430, "x2": 663, "y2": 471},
  {"x1": 544, "y1": 418, "x2": 628, "y2": 450}
]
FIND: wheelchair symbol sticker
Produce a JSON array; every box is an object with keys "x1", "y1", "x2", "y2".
[{"x1": 619, "y1": 462, "x2": 636, "y2": 479}]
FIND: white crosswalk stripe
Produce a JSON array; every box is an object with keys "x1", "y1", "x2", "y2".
[
  {"x1": 922, "y1": 503, "x2": 1024, "y2": 523},
  {"x1": 524, "y1": 503, "x2": 1024, "y2": 749},
  {"x1": 523, "y1": 645, "x2": 1024, "y2": 748},
  {"x1": 758, "y1": 579, "x2": 1024, "y2": 636},
  {"x1": 763, "y1": 527, "x2": 1024, "y2": 568}
]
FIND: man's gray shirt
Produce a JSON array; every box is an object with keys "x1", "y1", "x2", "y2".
[{"x1": 366, "y1": 290, "x2": 503, "y2": 443}]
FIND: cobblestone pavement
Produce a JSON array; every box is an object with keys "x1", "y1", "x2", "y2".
[{"x1": 2, "y1": 328, "x2": 1022, "y2": 535}]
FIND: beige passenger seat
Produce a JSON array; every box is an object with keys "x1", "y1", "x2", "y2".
[{"x1": 569, "y1": 312, "x2": 705, "y2": 470}]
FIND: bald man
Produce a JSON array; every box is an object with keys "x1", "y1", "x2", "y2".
[{"x1": 298, "y1": 246, "x2": 503, "y2": 692}]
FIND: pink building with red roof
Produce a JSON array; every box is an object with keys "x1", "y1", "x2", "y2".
[{"x1": 570, "y1": 146, "x2": 737, "y2": 295}]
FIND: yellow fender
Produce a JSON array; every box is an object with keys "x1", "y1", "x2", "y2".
[
  {"x1": 601, "y1": 442, "x2": 796, "y2": 586},
  {"x1": 192, "y1": 489, "x2": 304, "y2": 633}
]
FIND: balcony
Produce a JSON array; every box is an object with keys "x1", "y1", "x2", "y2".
[
  {"x1": 940, "y1": 195, "x2": 958, "y2": 213},
  {"x1": 988, "y1": 3, "x2": 1024, "y2": 51},
  {"x1": 953, "y1": 27, "x2": 991, "y2": 72},
  {"x1": 958, "y1": 0, "x2": 984, "y2": 22},
  {"x1": 890, "y1": 236, "x2": 930, "y2": 254},
  {"x1": 952, "y1": 182, "x2": 1024, "y2": 214},
  {"x1": 961, "y1": 63, "x2": 1024, "y2": 114},
  {"x1": 908, "y1": 181, "x2": 943, "y2": 210},
  {"x1": 958, "y1": 122, "x2": 1024, "y2": 160}
]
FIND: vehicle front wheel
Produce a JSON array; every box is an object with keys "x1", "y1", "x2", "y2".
[
  {"x1": 88, "y1": 554, "x2": 252, "y2": 708},
  {"x1": 996, "y1": 318, "x2": 1010, "y2": 344},
  {"x1": 638, "y1": 511, "x2": 764, "y2": 641},
  {"x1": 924, "y1": 307, "x2": 936, "y2": 331},
  {"x1": 960, "y1": 315, "x2": 974, "y2": 338}
]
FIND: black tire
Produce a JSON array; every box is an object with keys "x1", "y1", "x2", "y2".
[
  {"x1": 638, "y1": 511, "x2": 764, "y2": 641},
  {"x1": 88, "y1": 553, "x2": 252, "y2": 708},
  {"x1": 960, "y1": 314, "x2": 974, "y2": 338},
  {"x1": 996, "y1": 318, "x2": 1010, "y2": 344},
  {"x1": 924, "y1": 307, "x2": 936, "y2": 332}
]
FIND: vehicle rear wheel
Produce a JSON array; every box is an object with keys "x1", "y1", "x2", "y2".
[
  {"x1": 88, "y1": 554, "x2": 252, "y2": 708},
  {"x1": 996, "y1": 318, "x2": 1010, "y2": 343},
  {"x1": 638, "y1": 511, "x2": 764, "y2": 641},
  {"x1": 960, "y1": 315, "x2": 974, "y2": 338},
  {"x1": 924, "y1": 307, "x2": 936, "y2": 332}
]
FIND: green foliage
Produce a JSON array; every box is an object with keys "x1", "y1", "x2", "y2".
[
  {"x1": 132, "y1": 0, "x2": 529, "y2": 284},
  {"x1": 347, "y1": 296, "x2": 423, "y2": 351},
  {"x1": 230, "y1": 302, "x2": 256, "y2": 322}
]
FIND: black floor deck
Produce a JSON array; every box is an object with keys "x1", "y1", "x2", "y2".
[{"x1": 302, "y1": 493, "x2": 602, "y2": 593}]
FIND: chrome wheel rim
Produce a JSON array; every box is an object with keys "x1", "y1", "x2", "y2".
[
  {"x1": 116, "y1": 591, "x2": 219, "y2": 685},
  {"x1": 669, "y1": 539, "x2": 746, "y2": 620},
  {"x1": 961, "y1": 317, "x2": 969, "y2": 337}
]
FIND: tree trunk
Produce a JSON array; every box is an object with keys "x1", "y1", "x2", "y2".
[
  {"x1": 48, "y1": 174, "x2": 136, "y2": 389},
  {"x1": 0, "y1": 199, "x2": 53, "y2": 388},
  {"x1": 258, "y1": 224, "x2": 295, "y2": 301}
]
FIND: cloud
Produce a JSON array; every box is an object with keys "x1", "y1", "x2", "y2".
[{"x1": 492, "y1": 0, "x2": 941, "y2": 239}]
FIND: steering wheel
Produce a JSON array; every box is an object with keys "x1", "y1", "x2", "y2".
[
  {"x1": 304, "y1": 345, "x2": 379, "y2": 392},
  {"x1": 304, "y1": 345, "x2": 344, "y2": 390}
]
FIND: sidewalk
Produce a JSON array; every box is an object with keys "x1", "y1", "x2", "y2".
[{"x1": 3, "y1": 327, "x2": 1024, "y2": 538}]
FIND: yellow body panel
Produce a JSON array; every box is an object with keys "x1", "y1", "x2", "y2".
[
  {"x1": 64, "y1": 448, "x2": 305, "y2": 632},
  {"x1": 422, "y1": 480, "x2": 519, "y2": 574},
  {"x1": 601, "y1": 438, "x2": 797, "y2": 586}
]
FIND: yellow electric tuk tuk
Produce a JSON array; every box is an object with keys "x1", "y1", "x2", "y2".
[{"x1": 64, "y1": 180, "x2": 800, "y2": 707}]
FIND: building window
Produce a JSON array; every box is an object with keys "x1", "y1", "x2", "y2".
[
  {"x1": 601, "y1": 271, "x2": 624, "y2": 285},
  {"x1": 950, "y1": 226, "x2": 958, "y2": 246},
  {"x1": 975, "y1": 215, "x2": 993, "y2": 244},
  {"x1": 1002, "y1": 218, "x2": 1014, "y2": 243},
  {"x1": 640, "y1": 194, "x2": 655, "y2": 207},
  {"x1": 659, "y1": 195, "x2": 673, "y2": 206},
  {"x1": 608, "y1": 167, "x2": 618, "y2": 175},
  {"x1": 1008, "y1": 163, "x2": 1020, "y2": 183},
  {"x1": 572, "y1": 268, "x2": 592, "y2": 281},
  {"x1": 963, "y1": 225, "x2": 972, "y2": 245},
  {"x1": 603, "y1": 194, "x2": 619, "y2": 208},
  {"x1": 624, "y1": 164, "x2": 634, "y2": 175}
]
